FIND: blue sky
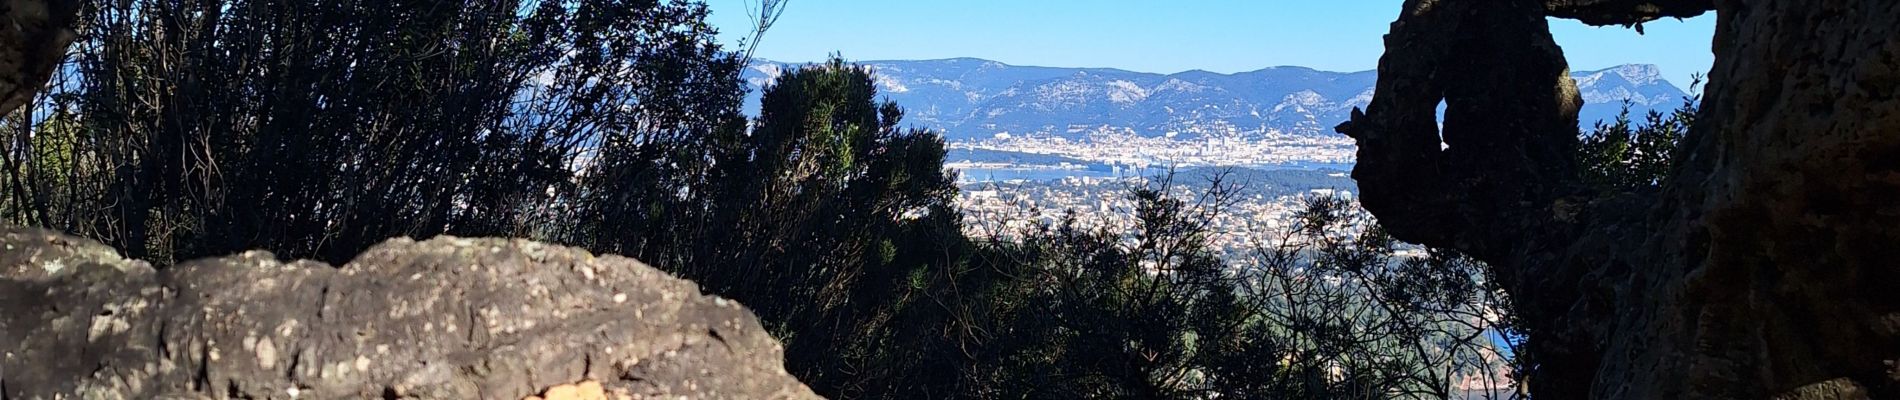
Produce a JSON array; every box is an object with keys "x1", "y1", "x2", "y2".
[{"x1": 704, "y1": 0, "x2": 1714, "y2": 87}]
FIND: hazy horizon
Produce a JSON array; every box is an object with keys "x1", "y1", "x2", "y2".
[
  {"x1": 706, "y1": 0, "x2": 1715, "y2": 86},
  {"x1": 743, "y1": 56, "x2": 1691, "y2": 81}
]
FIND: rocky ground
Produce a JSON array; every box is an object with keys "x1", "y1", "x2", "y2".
[{"x1": 0, "y1": 225, "x2": 820, "y2": 399}]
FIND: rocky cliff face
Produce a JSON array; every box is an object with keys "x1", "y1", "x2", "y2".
[
  {"x1": 1, "y1": 225, "x2": 821, "y2": 400},
  {"x1": 1340, "y1": 0, "x2": 1898, "y2": 399}
]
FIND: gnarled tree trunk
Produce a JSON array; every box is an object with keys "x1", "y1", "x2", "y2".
[{"x1": 1340, "y1": 0, "x2": 1900, "y2": 398}]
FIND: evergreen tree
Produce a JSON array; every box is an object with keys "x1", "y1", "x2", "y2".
[
  {"x1": 684, "y1": 59, "x2": 968, "y2": 392},
  {"x1": 1577, "y1": 80, "x2": 1700, "y2": 191},
  {"x1": 0, "y1": 0, "x2": 738, "y2": 264}
]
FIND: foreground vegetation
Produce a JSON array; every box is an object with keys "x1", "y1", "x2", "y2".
[{"x1": 0, "y1": 1, "x2": 1694, "y2": 398}]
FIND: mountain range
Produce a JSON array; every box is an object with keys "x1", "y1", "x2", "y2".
[{"x1": 743, "y1": 58, "x2": 1689, "y2": 141}]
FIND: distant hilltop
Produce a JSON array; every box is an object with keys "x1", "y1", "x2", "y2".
[{"x1": 743, "y1": 58, "x2": 1690, "y2": 141}]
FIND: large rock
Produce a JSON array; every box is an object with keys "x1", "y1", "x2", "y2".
[
  {"x1": 1340, "y1": 0, "x2": 1900, "y2": 399},
  {"x1": 0, "y1": 0, "x2": 79, "y2": 114},
  {"x1": 0, "y1": 225, "x2": 822, "y2": 399},
  {"x1": 1543, "y1": 0, "x2": 1713, "y2": 26}
]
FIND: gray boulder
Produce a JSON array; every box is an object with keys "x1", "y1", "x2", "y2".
[{"x1": 0, "y1": 225, "x2": 822, "y2": 399}]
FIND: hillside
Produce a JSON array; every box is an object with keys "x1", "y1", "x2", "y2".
[{"x1": 744, "y1": 58, "x2": 1689, "y2": 140}]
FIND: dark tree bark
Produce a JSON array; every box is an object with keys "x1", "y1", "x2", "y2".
[
  {"x1": 1340, "y1": 0, "x2": 1900, "y2": 398},
  {"x1": 0, "y1": 0, "x2": 79, "y2": 114},
  {"x1": 1544, "y1": 0, "x2": 1713, "y2": 26}
]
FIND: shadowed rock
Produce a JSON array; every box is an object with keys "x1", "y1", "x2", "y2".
[
  {"x1": 0, "y1": 0, "x2": 79, "y2": 114},
  {"x1": 1341, "y1": 0, "x2": 1900, "y2": 398},
  {"x1": 0, "y1": 225, "x2": 822, "y2": 399},
  {"x1": 1544, "y1": 0, "x2": 1713, "y2": 26}
]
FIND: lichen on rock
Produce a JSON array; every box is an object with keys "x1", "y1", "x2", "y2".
[{"x1": 0, "y1": 225, "x2": 821, "y2": 399}]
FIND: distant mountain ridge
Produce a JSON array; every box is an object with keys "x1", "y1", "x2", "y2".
[{"x1": 743, "y1": 58, "x2": 1689, "y2": 141}]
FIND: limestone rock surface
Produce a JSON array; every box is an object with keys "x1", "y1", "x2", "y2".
[{"x1": 0, "y1": 225, "x2": 822, "y2": 400}]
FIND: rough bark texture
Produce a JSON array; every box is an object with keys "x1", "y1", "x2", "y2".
[
  {"x1": 1543, "y1": 0, "x2": 1713, "y2": 26},
  {"x1": 0, "y1": 0, "x2": 78, "y2": 114},
  {"x1": 0, "y1": 226, "x2": 823, "y2": 400},
  {"x1": 1341, "y1": 0, "x2": 1900, "y2": 398}
]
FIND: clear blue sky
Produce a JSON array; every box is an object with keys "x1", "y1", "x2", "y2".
[{"x1": 705, "y1": 0, "x2": 1714, "y2": 87}]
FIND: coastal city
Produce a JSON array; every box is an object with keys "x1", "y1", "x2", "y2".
[
  {"x1": 957, "y1": 174, "x2": 1366, "y2": 257},
  {"x1": 947, "y1": 127, "x2": 1359, "y2": 168},
  {"x1": 945, "y1": 127, "x2": 1377, "y2": 260}
]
